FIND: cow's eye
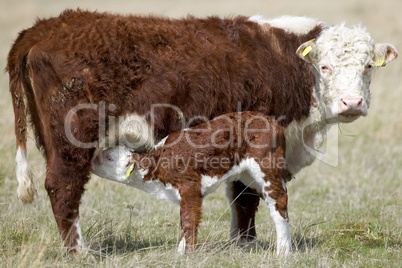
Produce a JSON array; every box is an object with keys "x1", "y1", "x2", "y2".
[
  {"x1": 365, "y1": 63, "x2": 374, "y2": 71},
  {"x1": 319, "y1": 64, "x2": 330, "y2": 73}
]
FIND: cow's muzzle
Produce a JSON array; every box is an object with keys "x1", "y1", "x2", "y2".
[{"x1": 338, "y1": 96, "x2": 367, "y2": 120}]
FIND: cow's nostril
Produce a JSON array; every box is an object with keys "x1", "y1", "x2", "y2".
[
  {"x1": 357, "y1": 98, "x2": 364, "y2": 109},
  {"x1": 339, "y1": 98, "x2": 350, "y2": 112}
]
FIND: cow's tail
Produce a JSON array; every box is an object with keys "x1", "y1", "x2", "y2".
[{"x1": 7, "y1": 30, "x2": 37, "y2": 204}]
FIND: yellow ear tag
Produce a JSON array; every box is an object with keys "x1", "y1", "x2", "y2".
[
  {"x1": 374, "y1": 57, "x2": 385, "y2": 67},
  {"x1": 302, "y1": 46, "x2": 313, "y2": 57},
  {"x1": 126, "y1": 163, "x2": 134, "y2": 178}
]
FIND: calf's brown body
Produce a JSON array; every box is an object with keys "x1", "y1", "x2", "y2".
[{"x1": 94, "y1": 111, "x2": 290, "y2": 253}]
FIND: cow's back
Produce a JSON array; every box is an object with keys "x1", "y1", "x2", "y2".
[{"x1": 12, "y1": 9, "x2": 322, "y2": 142}]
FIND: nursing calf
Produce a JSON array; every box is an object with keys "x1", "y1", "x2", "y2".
[{"x1": 93, "y1": 111, "x2": 291, "y2": 255}]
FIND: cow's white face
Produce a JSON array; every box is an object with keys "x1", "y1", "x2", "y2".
[{"x1": 297, "y1": 25, "x2": 398, "y2": 123}]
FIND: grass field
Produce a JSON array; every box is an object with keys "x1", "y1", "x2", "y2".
[{"x1": 0, "y1": 0, "x2": 401, "y2": 267}]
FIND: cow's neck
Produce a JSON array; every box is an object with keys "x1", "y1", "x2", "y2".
[{"x1": 258, "y1": 25, "x2": 324, "y2": 126}]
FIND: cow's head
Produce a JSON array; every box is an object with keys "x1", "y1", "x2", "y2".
[{"x1": 297, "y1": 24, "x2": 398, "y2": 123}]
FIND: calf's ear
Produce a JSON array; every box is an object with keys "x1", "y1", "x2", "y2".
[
  {"x1": 296, "y1": 40, "x2": 316, "y2": 64},
  {"x1": 373, "y1": 43, "x2": 398, "y2": 67}
]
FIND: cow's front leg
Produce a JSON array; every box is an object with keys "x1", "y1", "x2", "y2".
[
  {"x1": 263, "y1": 177, "x2": 291, "y2": 256},
  {"x1": 45, "y1": 158, "x2": 90, "y2": 254},
  {"x1": 178, "y1": 189, "x2": 203, "y2": 254},
  {"x1": 226, "y1": 180, "x2": 260, "y2": 247}
]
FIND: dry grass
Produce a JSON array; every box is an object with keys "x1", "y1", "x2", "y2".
[{"x1": 0, "y1": 0, "x2": 401, "y2": 267}]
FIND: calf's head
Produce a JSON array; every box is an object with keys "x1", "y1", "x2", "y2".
[
  {"x1": 92, "y1": 146, "x2": 132, "y2": 181},
  {"x1": 297, "y1": 25, "x2": 398, "y2": 123}
]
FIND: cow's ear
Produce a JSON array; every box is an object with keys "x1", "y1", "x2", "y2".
[
  {"x1": 373, "y1": 43, "x2": 398, "y2": 67},
  {"x1": 296, "y1": 40, "x2": 316, "y2": 64}
]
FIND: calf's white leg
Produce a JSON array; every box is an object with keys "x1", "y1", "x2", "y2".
[
  {"x1": 263, "y1": 178, "x2": 291, "y2": 256},
  {"x1": 266, "y1": 202, "x2": 291, "y2": 255}
]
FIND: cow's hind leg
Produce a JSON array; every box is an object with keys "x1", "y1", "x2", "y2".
[
  {"x1": 226, "y1": 180, "x2": 260, "y2": 248},
  {"x1": 45, "y1": 157, "x2": 90, "y2": 254}
]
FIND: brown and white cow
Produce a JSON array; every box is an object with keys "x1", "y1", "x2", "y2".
[
  {"x1": 7, "y1": 10, "x2": 397, "y2": 253},
  {"x1": 93, "y1": 111, "x2": 290, "y2": 255}
]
